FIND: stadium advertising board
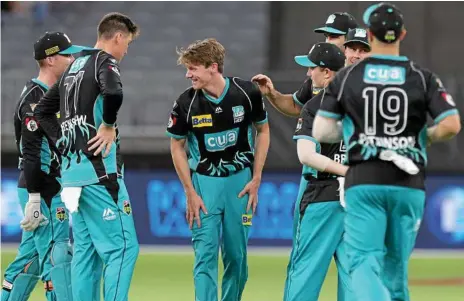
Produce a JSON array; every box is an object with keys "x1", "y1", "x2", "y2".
[{"x1": 2, "y1": 169, "x2": 463, "y2": 249}]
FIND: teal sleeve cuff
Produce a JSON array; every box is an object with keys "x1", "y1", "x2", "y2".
[
  {"x1": 254, "y1": 114, "x2": 268, "y2": 125},
  {"x1": 102, "y1": 121, "x2": 114, "y2": 127},
  {"x1": 317, "y1": 110, "x2": 342, "y2": 120},
  {"x1": 293, "y1": 92, "x2": 304, "y2": 107},
  {"x1": 293, "y1": 135, "x2": 318, "y2": 144},
  {"x1": 434, "y1": 109, "x2": 459, "y2": 124},
  {"x1": 165, "y1": 131, "x2": 187, "y2": 140}
]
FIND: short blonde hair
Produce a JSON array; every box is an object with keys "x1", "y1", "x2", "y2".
[{"x1": 176, "y1": 38, "x2": 225, "y2": 73}]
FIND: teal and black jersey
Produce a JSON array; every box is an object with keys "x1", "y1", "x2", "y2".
[
  {"x1": 166, "y1": 77, "x2": 268, "y2": 177},
  {"x1": 35, "y1": 49, "x2": 124, "y2": 187},
  {"x1": 293, "y1": 78, "x2": 313, "y2": 107},
  {"x1": 14, "y1": 79, "x2": 61, "y2": 204},
  {"x1": 318, "y1": 55, "x2": 460, "y2": 188},
  {"x1": 293, "y1": 89, "x2": 331, "y2": 179},
  {"x1": 294, "y1": 90, "x2": 346, "y2": 181},
  {"x1": 294, "y1": 90, "x2": 346, "y2": 204}
]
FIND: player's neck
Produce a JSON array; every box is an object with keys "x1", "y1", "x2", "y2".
[
  {"x1": 94, "y1": 41, "x2": 117, "y2": 61},
  {"x1": 36, "y1": 70, "x2": 58, "y2": 88},
  {"x1": 203, "y1": 75, "x2": 226, "y2": 99},
  {"x1": 370, "y1": 42, "x2": 400, "y2": 57}
]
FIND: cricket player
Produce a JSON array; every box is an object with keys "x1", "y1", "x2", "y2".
[
  {"x1": 313, "y1": 3, "x2": 461, "y2": 301},
  {"x1": 34, "y1": 13, "x2": 140, "y2": 301},
  {"x1": 252, "y1": 26, "x2": 371, "y2": 301},
  {"x1": 2, "y1": 32, "x2": 84, "y2": 301},
  {"x1": 166, "y1": 38, "x2": 270, "y2": 301},
  {"x1": 251, "y1": 12, "x2": 358, "y2": 117},
  {"x1": 284, "y1": 42, "x2": 351, "y2": 301},
  {"x1": 343, "y1": 28, "x2": 371, "y2": 65}
]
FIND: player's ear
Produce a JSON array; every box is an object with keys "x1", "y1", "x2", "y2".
[
  {"x1": 399, "y1": 28, "x2": 407, "y2": 41},
  {"x1": 114, "y1": 31, "x2": 123, "y2": 44},
  {"x1": 46, "y1": 56, "x2": 54, "y2": 67},
  {"x1": 367, "y1": 30, "x2": 375, "y2": 44},
  {"x1": 324, "y1": 68, "x2": 332, "y2": 79},
  {"x1": 210, "y1": 62, "x2": 219, "y2": 73}
]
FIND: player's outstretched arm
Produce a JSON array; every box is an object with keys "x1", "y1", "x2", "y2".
[
  {"x1": 297, "y1": 139, "x2": 347, "y2": 176},
  {"x1": 170, "y1": 138, "x2": 207, "y2": 229},
  {"x1": 252, "y1": 74, "x2": 301, "y2": 117}
]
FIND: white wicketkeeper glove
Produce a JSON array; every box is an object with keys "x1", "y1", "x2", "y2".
[
  {"x1": 337, "y1": 177, "x2": 346, "y2": 209},
  {"x1": 20, "y1": 193, "x2": 43, "y2": 232}
]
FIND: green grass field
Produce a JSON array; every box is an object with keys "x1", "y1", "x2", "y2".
[{"x1": 2, "y1": 250, "x2": 463, "y2": 300}]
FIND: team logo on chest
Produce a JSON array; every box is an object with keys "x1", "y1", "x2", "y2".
[
  {"x1": 123, "y1": 200, "x2": 132, "y2": 215},
  {"x1": 232, "y1": 105, "x2": 245, "y2": 123},
  {"x1": 56, "y1": 207, "x2": 67, "y2": 222}
]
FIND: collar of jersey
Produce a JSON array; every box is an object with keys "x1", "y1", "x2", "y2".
[
  {"x1": 32, "y1": 78, "x2": 49, "y2": 91},
  {"x1": 369, "y1": 54, "x2": 409, "y2": 61},
  {"x1": 202, "y1": 77, "x2": 230, "y2": 105}
]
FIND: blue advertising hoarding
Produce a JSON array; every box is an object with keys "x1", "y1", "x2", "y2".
[{"x1": 2, "y1": 169, "x2": 463, "y2": 249}]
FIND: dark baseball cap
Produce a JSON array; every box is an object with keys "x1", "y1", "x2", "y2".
[
  {"x1": 363, "y1": 2, "x2": 404, "y2": 43},
  {"x1": 34, "y1": 32, "x2": 89, "y2": 60},
  {"x1": 343, "y1": 28, "x2": 371, "y2": 50},
  {"x1": 294, "y1": 42, "x2": 346, "y2": 71},
  {"x1": 314, "y1": 12, "x2": 358, "y2": 35}
]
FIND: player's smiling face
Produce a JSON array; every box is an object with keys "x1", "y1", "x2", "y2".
[
  {"x1": 344, "y1": 43, "x2": 370, "y2": 66},
  {"x1": 185, "y1": 63, "x2": 213, "y2": 90}
]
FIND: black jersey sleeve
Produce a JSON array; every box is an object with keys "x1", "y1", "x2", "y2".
[
  {"x1": 293, "y1": 78, "x2": 313, "y2": 107},
  {"x1": 166, "y1": 96, "x2": 189, "y2": 139},
  {"x1": 317, "y1": 71, "x2": 346, "y2": 120},
  {"x1": 20, "y1": 98, "x2": 44, "y2": 194},
  {"x1": 35, "y1": 81, "x2": 61, "y2": 143},
  {"x1": 250, "y1": 82, "x2": 268, "y2": 124},
  {"x1": 293, "y1": 104, "x2": 315, "y2": 141},
  {"x1": 97, "y1": 56, "x2": 123, "y2": 126},
  {"x1": 425, "y1": 71, "x2": 460, "y2": 123}
]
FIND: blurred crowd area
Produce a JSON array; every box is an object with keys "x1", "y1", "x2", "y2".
[
  {"x1": 1, "y1": 1, "x2": 50, "y2": 25},
  {"x1": 1, "y1": 1, "x2": 463, "y2": 172}
]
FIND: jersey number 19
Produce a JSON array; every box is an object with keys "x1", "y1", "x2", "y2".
[{"x1": 363, "y1": 86, "x2": 408, "y2": 136}]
